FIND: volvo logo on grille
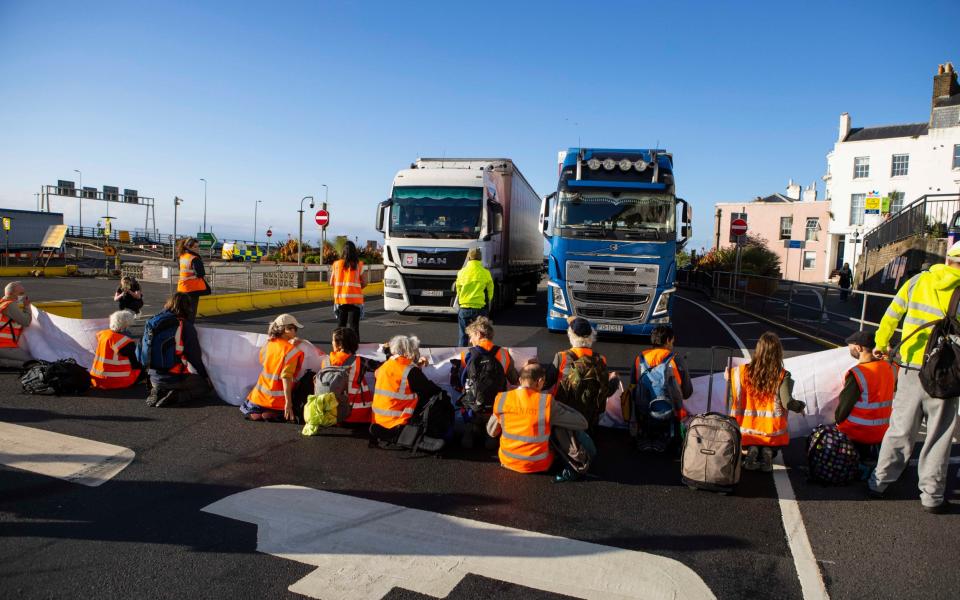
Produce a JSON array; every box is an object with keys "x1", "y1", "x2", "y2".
[{"x1": 609, "y1": 243, "x2": 619, "y2": 251}]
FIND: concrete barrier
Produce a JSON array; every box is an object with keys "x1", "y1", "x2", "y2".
[
  {"x1": 0, "y1": 266, "x2": 78, "y2": 278},
  {"x1": 35, "y1": 300, "x2": 83, "y2": 318},
  {"x1": 196, "y1": 282, "x2": 383, "y2": 317}
]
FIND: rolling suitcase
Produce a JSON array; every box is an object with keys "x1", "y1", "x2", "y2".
[{"x1": 681, "y1": 347, "x2": 742, "y2": 493}]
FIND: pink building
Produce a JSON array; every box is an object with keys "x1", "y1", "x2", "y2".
[{"x1": 713, "y1": 181, "x2": 833, "y2": 283}]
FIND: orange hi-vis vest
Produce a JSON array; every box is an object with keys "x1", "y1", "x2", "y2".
[
  {"x1": 247, "y1": 338, "x2": 305, "y2": 410},
  {"x1": 331, "y1": 259, "x2": 364, "y2": 305},
  {"x1": 729, "y1": 364, "x2": 789, "y2": 447},
  {"x1": 324, "y1": 351, "x2": 372, "y2": 423},
  {"x1": 635, "y1": 347, "x2": 686, "y2": 419},
  {"x1": 90, "y1": 330, "x2": 141, "y2": 389},
  {"x1": 0, "y1": 298, "x2": 23, "y2": 349},
  {"x1": 839, "y1": 361, "x2": 896, "y2": 445},
  {"x1": 494, "y1": 388, "x2": 553, "y2": 473},
  {"x1": 459, "y1": 339, "x2": 512, "y2": 373},
  {"x1": 553, "y1": 347, "x2": 606, "y2": 395},
  {"x1": 177, "y1": 253, "x2": 205, "y2": 293},
  {"x1": 164, "y1": 321, "x2": 191, "y2": 375},
  {"x1": 372, "y1": 356, "x2": 418, "y2": 428}
]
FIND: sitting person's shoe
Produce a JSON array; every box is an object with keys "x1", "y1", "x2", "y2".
[
  {"x1": 153, "y1": 389, "x2": 180, "y2": 408},
  {"x1": 923, "y1": 502, "x2": 949, "y2": 514},
  {"x1": 145, "y1": 389, "x2": 159, "y2": 407},
  {"x1": 760, "y1": 447, "x2": 775, "y2": 473},
  {"x1": 554, "y1": 468, "x2": 578, "y2": 483},
  {"x1": 743, "y1": 446, "x2": 760, "y2": 471}
]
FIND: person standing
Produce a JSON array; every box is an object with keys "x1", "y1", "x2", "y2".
[
  {"x1": 838, "y1": 262, "x2": 852, "y2": 302},
  {"x1": 330, "y1": 241, "x2": 366, "y2": 338},
  {"x1": 0, "y1": 281, "x2": 32, "y2": 368},
  {"x1": 455, "y1": 248, "x2": 493, "y2": 347},
  {"x1": 176, "y1": 237, "x2": 210, "y2": 322},
  {"x1": 869, "y1": 242, "x2": 960, "y2": 514}
]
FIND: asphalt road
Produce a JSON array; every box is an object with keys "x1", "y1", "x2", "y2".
[{"x1": 1, "y1": 281, "x2": 958, "y2": 599}]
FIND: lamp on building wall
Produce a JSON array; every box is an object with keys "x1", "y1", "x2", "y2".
[{"x1": 850, "y1": 228, "x2": 862, "y2": 279}]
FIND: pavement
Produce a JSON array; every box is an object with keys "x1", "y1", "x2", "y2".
[{"x1": 1, "y1": 279, "x2": 958, "y2": 599}]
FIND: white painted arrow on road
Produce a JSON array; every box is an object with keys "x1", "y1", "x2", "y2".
[{"x1": 203, "y1": 485, "x2": 715, "y2": 600}]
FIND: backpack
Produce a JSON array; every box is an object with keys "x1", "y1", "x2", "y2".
[
  {"x1": 20, "y1": 359, "x2": 92, "y2": 396},
  {"x1": 556, "y1": 351, "x2": 608, "y2": 427},
  {"x1": 806, "y1": 425, "x2": 860, "y2": 485},
  {"x1": 459, "y1": 346, "x2": 507, "y2": 412},
  {"x1": 635, "y1": 353, "x2": 677, "y2": 422},
  {"x1": 913, "y1": 288, "x2": 960, "y2": 399},
  {"x1": 314, "y1": 358, "x2": 354, "y2": 423},
  {"x1": 397, "y1": 392, "x2": 454, "y2": 454},
  {"x1": 137, "y1": 311, "x2": 181, "y2": 371}
]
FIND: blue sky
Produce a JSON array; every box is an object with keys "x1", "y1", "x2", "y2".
[{"x1": 1, "y1": 0, "x2": 958, "y2": 250}]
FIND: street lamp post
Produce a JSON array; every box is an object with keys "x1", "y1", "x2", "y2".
[
  {"x1": 298, "y1": 196, "x2": 315, "y2": 265},
  {"x1": 74, "y1": 169, "x2": 82, "y2": 235},
  {"x1": 173, "y1": 196, "x2": 183, "y2": 259},
  {"x1": 200, "y1": 178, "x2": 207, "y2": 233},
  {"x1": 320, "y1": 184, "x2": 329, "y2": 249},
  {"x1": 253, "y1": 200, "x2": 262, "y2": 250},
  {"x1": 851, "y1": 228, "x2": 861, "y2": 283}
]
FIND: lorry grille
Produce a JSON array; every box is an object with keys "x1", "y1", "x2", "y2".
[
  {"x1": 402, "y1": 274, "x2": 456, "y2": 307},
  {"x1": 565, "y1": 260, "x2": 658, "y2": 323}
]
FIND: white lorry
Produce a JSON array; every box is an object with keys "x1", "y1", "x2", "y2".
[{"x1": 375, "y1": 158, "x2": 543, "y2": 315}]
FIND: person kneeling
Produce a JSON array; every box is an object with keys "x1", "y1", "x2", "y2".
[
  {"x1": 487, "y1": 362, "x2": 592, "y2": 481},
  {"x1": 369, "y1": 335, "x2": 442, "y2": 446},
  {"x1": 90, "y1": 310, "x2": 143, "y2": 389},
  {"x1": 144, "y1": 293, "x2": 213, "y2": 407},
  {"x1": 241, "y1": 314, "x2": 306, "y2": 422}
]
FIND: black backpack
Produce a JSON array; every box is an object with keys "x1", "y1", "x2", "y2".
[
  {"x1": 20, "y1": 359, "x2": 92, "y2": 396},
  {"x1": 459, "y1": 346, "x2": 507, "y2": 412},
  {"x1": 397, "y1": 391, "x2": 454, "y2": 454},
  {"x1": 893, "y1": 287, "x2": 960, "y2": 399},
  {"x1": 291, "y1": 369, "x2": 316, "y2": 423}
]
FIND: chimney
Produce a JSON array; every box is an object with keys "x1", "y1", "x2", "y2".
[
  {"x1": 838, "y1": 112, "x2": 851, "y2": 143},
  {"x1": 786, "y1": 179, "x2": 801, "y2": 200},
  {"x1": 802, "y1": 182, "x2": 817, "y2": 202},
  {"x1": 933, "y1": 62, "x2": 960, "y2": 107}
]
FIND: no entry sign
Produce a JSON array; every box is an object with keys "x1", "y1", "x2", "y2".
[
  {"x1": 730, "y1": 218, "x2": 748, "y2": 237},
  {"x1": 266, "y1": 229, "x2": 273, "y2": 238},
  {"x1": 315, "y1": 209, "x2": 329, "y2": 228}
]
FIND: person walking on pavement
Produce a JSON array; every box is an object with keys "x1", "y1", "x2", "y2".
[
  {"x1": 868, "y1": 242, "x2": 960, "y2": 514},
  {"x1": 0, "y1": 281, "x2": 33, "y2": 368},
  {"x1": 455, "y1": 248, "x2": 493, "y2": 347},
  {"x1": 176, "y1": 237, "x2": 210, "y2": 322},
  {"x1": 330, "y1": 241, "x2": 367, "y2": 339},
  {"x1": 838, "y1": 262, "x2": 852, "y2": 302}
]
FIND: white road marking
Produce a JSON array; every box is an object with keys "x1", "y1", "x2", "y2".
[
  {"x1": 677, "y1": 295, "x2": 829, "y2": 600},
  {"x1": 203, "y1": 485, "x2": 716, "y2": 600},
  {"x1": 0, "y1": 422, "x2": 134, "y2": 486}
]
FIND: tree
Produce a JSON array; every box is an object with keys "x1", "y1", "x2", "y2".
[{"x1": 696, "y1": 234, "x2": 781, "y2": 278}]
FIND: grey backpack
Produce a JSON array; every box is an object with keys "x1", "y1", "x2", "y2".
[{"x1": 314, "y1": 357, "x2": 354, "y2": 423}]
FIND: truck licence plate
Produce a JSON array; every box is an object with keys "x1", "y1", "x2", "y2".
[
  {"x1": 421, "y1": 290, "x2": 444, "y2": 297},
  {"x1": 596, "y1": 323, "x2": 623, "y2": 332}
]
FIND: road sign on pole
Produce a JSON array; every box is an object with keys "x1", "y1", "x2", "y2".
[
  {"x1": 196, "y1": 232, "x2": 217, "y2": 250},
  {"x1": 266, "y1": 229, "x2": 273, "y2": 238},
  {"x1": 315, "y1": 209, "x2": 329, "y2": 228},
  {"x1": 730, "y1": 218, "x2": 748, "y2": 238}
]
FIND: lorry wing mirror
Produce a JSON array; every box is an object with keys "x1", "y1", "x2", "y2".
[
  {"x1": 679, "y1": 198, "x2": 689, "y2": 222},
  {"x1": 488, "y1": 202, "x2": 504, "y2": 237},
  {"x1": 681, "y1": 225, "x2": 691, "y2": 237},
  {"x1": 375, "y1": 199, "x2": 391, "y2": 233}
]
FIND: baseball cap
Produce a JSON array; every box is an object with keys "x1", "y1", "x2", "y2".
[
  {"x1": 948, "y1": 240, "x2": 960, "y2": 258},
  {"x1": 844, "y1": 330, "x2": 876, "y2": 348},
  {"x1": 567, "y1": 317, "x2": 592, "y2": 337},
  {"x1": 272, "y1": 314, "x2": 303, "y2": 329}
]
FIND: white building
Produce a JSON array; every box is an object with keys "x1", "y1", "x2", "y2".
[{"x1": 823, "y1": 62, "x2": 960, "y2": 280}]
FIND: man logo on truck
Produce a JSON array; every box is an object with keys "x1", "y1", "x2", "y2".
[{"x1": 419, "y1": 256, "x2": 447, "y2": 266}]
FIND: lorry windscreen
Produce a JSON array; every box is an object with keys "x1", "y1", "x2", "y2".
[
  {"x1": 557, "y1": 192, "x2": 675, "y2": 241},
  {"x1": 390, "y1": 186, "x2": 482, "y2": 238}
]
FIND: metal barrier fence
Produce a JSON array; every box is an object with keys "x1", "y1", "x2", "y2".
[
  {"x1": 677, "y1": 270, "x2": 897, "y2": 343},
  {"x1": 863, "y1": 193, "x2": 960, "y2": 251}
]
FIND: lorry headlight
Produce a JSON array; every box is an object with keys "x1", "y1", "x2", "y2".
[
  {"x1": 385, "y1": 277, "x2": 399, "y2": 288},
  {"x1": 653, "y1": 289, "x2": 675, "y2": 315},
  {"x1": 618, "y1": 158, "x2": 632, "y2": 171},
  {"x1": 547, "y1": 281, "x2": 567, "y2": 311},
  {"x1": 634, "y1": 159, "x2": 648, "y2": 171},
  {"x1": 587, "y1": 158, "x2": 601, "y2": 170},
  {"x1": 602, "y1": 158, "x2": 616, "y2": 171}
]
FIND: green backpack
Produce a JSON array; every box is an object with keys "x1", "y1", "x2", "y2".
[{"x1": 557, "y1": 351, "x2": 608, "y2": 427}]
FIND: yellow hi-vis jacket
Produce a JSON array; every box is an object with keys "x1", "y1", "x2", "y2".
[
  {"x1": 455, "y1": 260, "x2": 494, "y2": 309},
  {"x1": 876, "y1": 264, "x2": 960, "y2": 366}
]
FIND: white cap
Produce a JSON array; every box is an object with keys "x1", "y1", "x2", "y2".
[
  {"x1": 948, "y1": 240, "x2": 960, "y2": 258},
  {"x1": 271, "y1": 313, "x2": 303, "y2": 329}
]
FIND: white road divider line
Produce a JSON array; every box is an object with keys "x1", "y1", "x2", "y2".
[
  {"x1": 0, "y1": 422, "x2": 134, "y2": 486},
  {"x1": 203, "y1": 485, "x2": 716, "y2": 600},
  {"x1": 677, "y1": 295, "x2": 830, "y2": 600}
]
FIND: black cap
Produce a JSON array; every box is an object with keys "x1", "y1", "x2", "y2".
[
  {"x1": 845, "y1": 330, "x2": 876, "y2": 348},
  {"x1": 568, "y1": 317, "x2": 592, "y2": 337}
]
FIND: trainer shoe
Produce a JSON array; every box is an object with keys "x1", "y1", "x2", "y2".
[
  {"x1": 922, "y1": 502, "x2": 949, "y2": 514},
  {"x1": 760, "y1": 447, "x2": 774, "y2": 473},
  {"x1": 554, "y1": 468, "x2": 578, "y2": 483},
  {"x1": 743, "y1": 446, "x2": 760, "y2": 471}
]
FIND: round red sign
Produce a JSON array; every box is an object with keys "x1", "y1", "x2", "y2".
[
  {"x1": 266, "y1": 229, "x2": 273, "y2": 238},
  {"x1": 315, "y1": 209, "x2": 330, "y2": 228},
  {"x1": 730, "y1": 218, "x2": 748, "y2": 236}
]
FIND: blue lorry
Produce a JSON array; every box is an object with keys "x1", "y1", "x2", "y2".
[{"x1": 540, "y1": 148, "x2": 691, "y2": 335}]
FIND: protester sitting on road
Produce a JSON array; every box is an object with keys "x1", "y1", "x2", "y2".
[
  {"x1": 114, "y1": 276, "x2": 144, "y2": 315},
  {"x1": 370, "y1": 335, "x2": 442, "y2": 446},
  {"x1": 240, "y1": 314, "x2": 307, "y2": 422},
  {"x1": 487, "y1": 361, "x2": 590, "y2": 479},
  {"x1": 544, "y1": 317, "x2": 611, "y2": 429},
  {"x1": 90, "y1": 310, "x2": 142, "y2": 389},
  {"x1": 869, "y1": 242, "x2": 960, "y2": 514},
  {"x1": 835, "y1": 330, "x2": 895, "y2": 470},
  {"x1": 0, "y1": 281, "x2": 32, "y2": 368},
  {"x1": 175, "y1": 237, "x2": 210, "y2": 322},
  {"x1": 454, "y1": 315, "x2": 519, "y2": 449},
  {"x1": 630, "y1": 325, "x2": 693, "y2": 453},
  {"x1": 455, "y1": 248, "x2": 494, "y2": 347},
  {"x1": 728, "y1": 332, "x2": 805, "y2": 472},
  {"x1": 321, "y1": 327, "x2": 380, "y2": 424},
  {"x1": 330, "y1": 241, "x2": 367, "y2": 339},
  {"x1": 145, "y1": 292, "x2": 213, "y2": 408}
]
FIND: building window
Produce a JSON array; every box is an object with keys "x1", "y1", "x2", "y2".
[
  {"x1": 802, "y1": 251, "x2": 816, "y2": 270},
  {"x1": 889, "y1": 191, "x2": 905, "y2": 214},
  {"x1": 850, "y1": 193, "x2": 865, "y2": 226},
  {"x1": 805, "y1": 217, "x2": 819, "y2": 241},
  {"x1": 954, "y1": 145, "x2": 960, "y2": 169},
  {"x1": 891, "y1": 154, "x2": 909, "y2": 177},
  {"x1": 779, "y1": 216, "x2": 793, "y2": 240},
  {"x1": 854, "y1": 156, "x2": 870, "y2": 179}
]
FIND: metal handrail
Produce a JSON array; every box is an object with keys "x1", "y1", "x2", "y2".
[{"x1": 862, "y1": 193, "x2": 960, "y2": 251}]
